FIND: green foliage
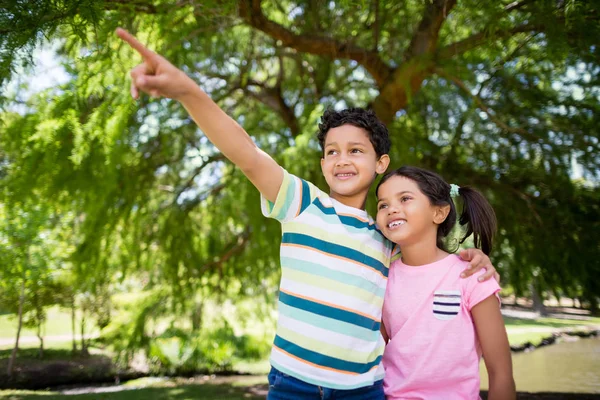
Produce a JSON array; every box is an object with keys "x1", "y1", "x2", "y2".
[
  {"x1": 102, "y1": 291, "x2": 270, "y2": 374},
  {"x1": 0, "y1": 1, "x2": 599, "y2": 374}
]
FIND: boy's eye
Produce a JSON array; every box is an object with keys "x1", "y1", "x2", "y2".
[
  {"x1": 351, "y1": 148, "x2": 362, "y2": 154},
  {"x1": 327, "y1": 150, "x2": 337, "y2": 155},
  {"x1": 401, "y1": 196, "x2": 412, "y2": 202}
]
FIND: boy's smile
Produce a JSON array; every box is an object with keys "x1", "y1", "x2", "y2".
[{"x1": 320, "y1": 124, "x2": 389, "y2": 209}]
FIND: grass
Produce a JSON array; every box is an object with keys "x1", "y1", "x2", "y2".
[
  {"x1": 0, "y1": 377, "x2": 267, "y2": 400},
  {"x1": 0, "y1": 306, "x2": 98, "y2": 347},
  {"x1": 504, "y1": 316, "x2": 600, "y2": 346}
]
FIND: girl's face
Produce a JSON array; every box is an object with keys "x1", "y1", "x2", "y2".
[{"x1": 376, "y1": 175, "x2": 447, "y2": 246}]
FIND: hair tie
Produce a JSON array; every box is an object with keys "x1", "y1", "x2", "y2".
[{"x1": 449, "y1": 184, "x2": 460, "y2": 198}]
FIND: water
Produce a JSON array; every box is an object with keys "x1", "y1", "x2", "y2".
[{"x1": 480, "y1": 336, "x2": 600, "y2": 393}]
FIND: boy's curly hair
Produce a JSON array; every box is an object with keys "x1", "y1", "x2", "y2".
[{"x1": 317, "y1": 108, "x2": 391, "y2": 157}]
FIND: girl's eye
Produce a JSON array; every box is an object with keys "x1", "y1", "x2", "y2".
[
  {"x1": 401, "y1": 196, "x2": 412, "y2": 202},
  {"x1": 378, "y1": 203, "x2": 388, "y2": 210},
  {"x1": 351, "y1": 148, "x2": 362, "y2": 154},
  {"x1": 327, "y1": 150, "x2": 337, "y2": 155}
]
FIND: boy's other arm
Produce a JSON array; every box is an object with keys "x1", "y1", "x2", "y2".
[
  {"x1": 380, "y1": 320, "x2": 389, "y2": 343},
  {"x1": 459, "y1": 249, "x2": 501, "y2": 282},
  {"x1": 116, "y1": 28, "x2": 283, "y2": 202},
  {"x1": 472, "y1": 296, "x2": 516, "y2": 400}
]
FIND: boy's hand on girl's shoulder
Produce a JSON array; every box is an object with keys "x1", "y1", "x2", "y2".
[
  {"x1": 458, "y1": 249, "x2": 501, "y2": 282},
  {"x1": 116, "y1": 28, "x2": 195, "y2": 101}
]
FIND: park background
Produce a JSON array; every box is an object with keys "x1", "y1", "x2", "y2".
[{"x1": 1, "y1": 0, "x2": 599, "y2": 398}]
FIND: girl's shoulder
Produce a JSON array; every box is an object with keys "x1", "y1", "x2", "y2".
[
  {"x1": 445, "y1": 253, "x2": 469, "y2": 271},
  {"x1": 446, "y1": 254, "x2": 482, "y2": 284}
]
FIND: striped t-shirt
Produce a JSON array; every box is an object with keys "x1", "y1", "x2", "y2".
[{"x1": 261, "y1": 168, "x2": 397, "y2": 390}]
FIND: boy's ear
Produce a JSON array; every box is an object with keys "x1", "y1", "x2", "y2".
[
  {"x1": 376, "y1": 154, "x2": 390, "y2": 174},
  {"x1": 433, "y1": 204, "x2": 451, "y2": 225}
]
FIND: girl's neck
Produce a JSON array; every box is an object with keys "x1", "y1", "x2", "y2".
[{"x1": 400, "y1": 240, "x2": 450, "y2": 267}]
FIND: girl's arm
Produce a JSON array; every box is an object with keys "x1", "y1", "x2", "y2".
[{"x1": 471, "y1": 295, "x2": 516, "y2": 400}]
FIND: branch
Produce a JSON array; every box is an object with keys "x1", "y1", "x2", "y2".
[
  {"x1": 404, "y1": 0, "x2": 457, "y2": 59},
  {"x1": 171, "y1": 154, "x2": 226, "y2": 206},
  {"x1": 244, "y1": 83, "x2": 300, "y2": 137},
  {"x1": 438, "y1": 23, "x2": 541, "y2": 59},
  {"x1": 200, "y1": 70, "x2": 300, "y2": 136},
  {"x1": 434, "y1": 68, "x2": 542, "y2": 143},
  {"x1": 103, "y1": 0, "x2": 158, "y2": 13},
  {"x1": 373, "y1": 0, "x2": 381, "y2": 50},
  {"x1": 505, "y1": 0, "x2": 537, "y2": 12},
  {"x1": 370, "y1": 0, "x2": 457, "y2": 123},
  {"x1": 181, "y1": 183, "x2": 226, "y2": 213},
  {"x1": 198, "y1": 227, "x2": 252, "y2": 275},
  {"x1": 238, "y1": 0, "x2": 392, "y2": 87}
]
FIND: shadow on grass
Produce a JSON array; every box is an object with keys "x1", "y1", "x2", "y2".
[
  {"x1": 0, "y1": 348, "x2": 119, "y2": 390},
  {"x1": 0, "y1": 382, "x2": 268, "y2": 400}
]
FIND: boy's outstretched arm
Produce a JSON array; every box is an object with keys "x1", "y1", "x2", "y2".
[{"x1": 116, "y1": 28, "x2": 283, "y2": 203}]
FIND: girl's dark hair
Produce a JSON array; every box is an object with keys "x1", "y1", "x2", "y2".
[
  {"x1": 317, "y1": 108, "x2": 391, "y2": 157},
  {"x1": 376, "y1": 166, "x2": 497, "y2": 255}
]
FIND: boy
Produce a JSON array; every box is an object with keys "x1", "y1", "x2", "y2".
[{"x1": 116, "y1": 28, "x2": 497, "y2": 399}]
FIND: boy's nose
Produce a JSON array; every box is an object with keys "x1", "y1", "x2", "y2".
[{"x1": 335, "y1": 157, "x2": 350, "y2": 167}]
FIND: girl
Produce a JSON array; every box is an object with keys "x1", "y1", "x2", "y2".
[{"x1": 376, "y1": 166, "x2": 515, "y2": 400}]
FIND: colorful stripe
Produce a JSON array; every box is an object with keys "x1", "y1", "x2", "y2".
[
  {"x1": 273, "y1": 335, "x2": 383, "y2": 374},
  {"x1": 281, "y1": 233, "x2": 388, "y2": 277},
  {"x1": 279, "y1": 290, "x2": 381, "y2": 330},
  {"x1": 261, "y1": 168, "x2": 393, "y2": 389}
]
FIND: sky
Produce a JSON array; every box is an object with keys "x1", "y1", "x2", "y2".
[{"x1": 3, "y1": 41, "x2": 70, "y2": 112}]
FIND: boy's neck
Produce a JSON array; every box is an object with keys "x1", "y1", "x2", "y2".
[{"x1": 329, "y1": 191, "x2": 369, "y2": 210}]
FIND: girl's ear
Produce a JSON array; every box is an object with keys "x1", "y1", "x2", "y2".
[{"x1": 433, "y1": 204, "x2": 451, "y2": 225}]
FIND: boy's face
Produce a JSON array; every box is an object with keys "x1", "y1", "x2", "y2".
[{"x1": 320, "y1": 124, "x2": 389, "y2": 208}]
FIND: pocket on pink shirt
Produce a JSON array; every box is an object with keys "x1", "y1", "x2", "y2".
[{"x1": 432, "y1": 290, "x2": 461, "y2": 321}]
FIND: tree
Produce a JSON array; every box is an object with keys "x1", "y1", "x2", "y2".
[
  {"x1": 1, "y1": 0, "x2": 599, "y2": 313},
  {"x1": 0, "y1": 201, "x2": 54, "y2": 376}
]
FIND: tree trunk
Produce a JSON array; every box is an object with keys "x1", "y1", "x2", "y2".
[
  {"x1": 37, "y1": 319, "x2": 44, "y2": 359},
  {"x1": 80, "y1": 311, "x2": 88, "y2": 356},
  {"x1": 7, "y1": 280, "x2": 25, "y2": 378},
  {"x1": 71, "y1": 296, "x2": 77, "y2": 353},
  {"x1": 531, "y1": 280, "x2": 547, "y2": 316},
  {"x1": 191, "y1": 299, "x2": 204, "y2": 332}
]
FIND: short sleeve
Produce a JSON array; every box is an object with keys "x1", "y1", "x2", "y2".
[
  {"x1": 260, "y1": 168, "x2": 317, "y2": 223},
  {"x1": 464, "y1": 268, "x2": 501, "y2": 311}
]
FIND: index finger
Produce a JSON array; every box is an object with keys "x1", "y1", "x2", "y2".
[{"x1": 116, "y1": 28, "x2": 156, "y2": 60}]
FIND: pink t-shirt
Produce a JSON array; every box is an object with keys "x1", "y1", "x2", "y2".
[{"x1": 382, "y1": 254, "x2": 500, "y2": 400}]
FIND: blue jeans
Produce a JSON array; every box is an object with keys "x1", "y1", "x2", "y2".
[{"x1": 267, "y1": 367, "x2": 384, "y2": 400}]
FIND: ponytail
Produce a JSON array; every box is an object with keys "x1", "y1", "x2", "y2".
[{"x1": 455, "y1": 187, "x2": 497, "y2": 255}]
